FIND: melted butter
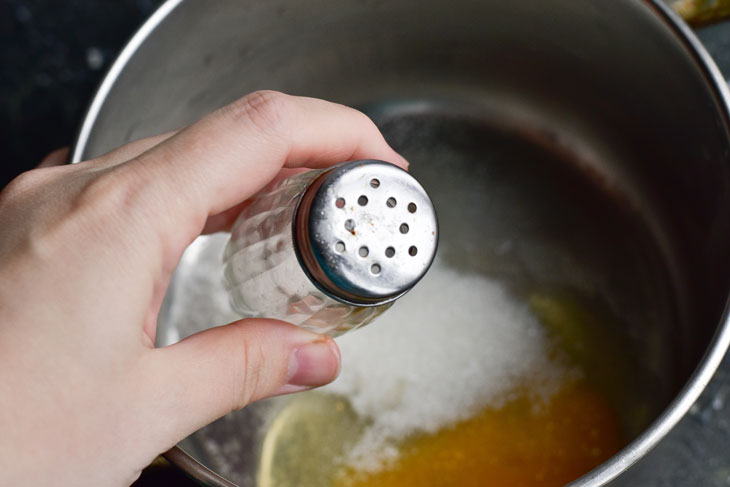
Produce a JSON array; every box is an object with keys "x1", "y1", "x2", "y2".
[
  {"x1": 258, "y1": 291, "x2": 633, "y2": 487},
  {"x1": 258, "y1": 379, "x2": 622, "y2": 487},
  {"x1": 334, "y1": 379, "x2": 622, "y2": 487}
]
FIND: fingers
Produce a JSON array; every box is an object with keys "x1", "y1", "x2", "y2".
[
  {"x1": 201, "y1": 167, "x2": 310, "y2": 234},
  {"x1": 85, "y1": 131, "x2": 179, "y2": 168},
  {"x1": 127, "y1": 91, "x2": 407, "y2": 244},
  {"x1": 36, "y1": 147, "x2": 70, "y2": 168},
  {"x1": 148, "y1": 319, "x2": 340, "y2": 442}
]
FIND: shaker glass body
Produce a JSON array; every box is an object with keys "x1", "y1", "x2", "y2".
[{"x1": 223, "y1": 169, "x2": 390, "y2": 336}]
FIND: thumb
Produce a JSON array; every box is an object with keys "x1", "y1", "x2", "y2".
[{"x1": 147, "y1": 319, "x2": 340, "y2": 444}]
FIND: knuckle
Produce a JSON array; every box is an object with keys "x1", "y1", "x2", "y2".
[
  {"x1": 71, "y1": 165, "x2": 143, "y2": 218},
  {"x1": 229, "y1": 327, "x2": 269, "y2": 411},
  {"x1": 31, "y1": 168, "x2": 137, "y2": 255},
  {"x1": 0, "y1": 169, "x2": 45, "y2": 204},
  {"x1": 226, "y1": 90, "x2": 292, "y2": 136},
  {"x1": 350, "y1": 107, "x2": 380, "y2": 135},
  {"x1": 40, "y1": 165, "x2": 151, "y2": 252},
  {"x1": 0, "y1": 168, "x2": 70, "y2": 258},
  {"x1": 239, "y1": 338, "x2": 267, "y2": 408},
  {"x1": 0, "y1": 165, "x2": 147, "y2": 265}
]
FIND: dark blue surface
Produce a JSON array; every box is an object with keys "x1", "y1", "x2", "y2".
[
  {"x1": 0, "y1": 2, "x2": 192, "y2": 484},
  {"x1": 0, "y1": 0, "x2": 163, "y2": 188}
]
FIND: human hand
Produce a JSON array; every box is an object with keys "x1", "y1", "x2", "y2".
[{"x1": 0, "y1": 91, "x2": 407, "y2": 486}]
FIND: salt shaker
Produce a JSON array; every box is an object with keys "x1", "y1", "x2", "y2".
[{"x1": 223, "y1": 160, "x2": 438, "y2": 337}]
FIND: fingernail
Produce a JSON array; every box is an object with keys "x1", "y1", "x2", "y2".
[{"x1": 287, "y1": 338, "x2": 341, "y2": 387}]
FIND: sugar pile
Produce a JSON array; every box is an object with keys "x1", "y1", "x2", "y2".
[
  {"x1": 161, "y1": 236, "x2": 569, "y2": 477},
  {"x1": 323, "y1": 259, "x2": 568, "y2": 472}
]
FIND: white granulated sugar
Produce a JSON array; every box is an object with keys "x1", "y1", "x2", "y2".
[
  {"x1": 163, "y1": 235, "x2": 567, "y2": 476},
  {"x1": 323, "y1": 259, "x2": 567, "y2": 471}
]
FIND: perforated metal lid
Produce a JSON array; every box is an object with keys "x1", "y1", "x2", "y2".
[{"x1": 294, "y1": 160, "x2": 438, "y2": 305}]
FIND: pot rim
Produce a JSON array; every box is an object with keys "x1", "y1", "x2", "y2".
[
  {"x1": 70, "y1": 1, "x2": 730, "y2": 485},
  {"x1": 571, "y1": 1, "x2": 730, "y2": 485}
]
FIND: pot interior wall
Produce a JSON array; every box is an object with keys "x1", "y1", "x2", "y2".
[{"x1": 77, "y1": 0, "x2": 730, "y2": 484}]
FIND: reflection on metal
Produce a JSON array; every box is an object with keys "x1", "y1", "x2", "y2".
[
  {"x1": 670, "y1": 0, "x2": 730, "y2": 24},
  {"x1": 73, "y1": 0, "x2": 730, "y2": 485}
]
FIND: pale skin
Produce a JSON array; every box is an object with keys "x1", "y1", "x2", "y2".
[{"x1": 0, "y1": 91, "x2": 408, "y2": 486}]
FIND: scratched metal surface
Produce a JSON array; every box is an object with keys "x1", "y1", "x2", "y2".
[{"x1": 608, "y1": 20, "x2": 730, "y2": 487}]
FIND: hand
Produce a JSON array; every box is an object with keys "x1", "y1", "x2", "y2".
[{"x1": 0, "y1": 91, "x2": 408, "y2": 486}]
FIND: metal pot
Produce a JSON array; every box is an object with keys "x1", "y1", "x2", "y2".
[{"x1": 72, "y1": 1, "x2": 730, "y2": 485}]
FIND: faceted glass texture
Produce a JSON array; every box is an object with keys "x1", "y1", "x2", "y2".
[{"x1": 223, "y1": 169, "x2": 391, "y2": 337}]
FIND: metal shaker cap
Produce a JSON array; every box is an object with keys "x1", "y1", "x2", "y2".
[{"x1": 294, "y1": 160, "x2": 438, "y2": 305}]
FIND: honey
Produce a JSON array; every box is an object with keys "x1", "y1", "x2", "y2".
[{"x1": 334, "y1": 379, "x2": 622, "y2": 487}]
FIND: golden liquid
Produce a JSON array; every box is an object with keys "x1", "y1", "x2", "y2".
[
  {"x1": 258, "y1": 294, "x2": 631, "y2": 487},
  {"x1": 258, "y1": 378, "x2": 621, "y2": 487},
  {"x1": 334, "y1": 380, "x2": 621, "y2": 487}
]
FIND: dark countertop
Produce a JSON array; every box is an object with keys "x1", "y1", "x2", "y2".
[
  {"x1": 3, "y1": 2, "x2": 730, "y2": 486},
  {"x1": 1, "y1": 4, "x2": 193, "y2": 485},
  {"x1": 0, "y1": 0, "x2": 163, "y2": 188}
]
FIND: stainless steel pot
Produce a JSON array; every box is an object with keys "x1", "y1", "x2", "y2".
[{"x1": 72, "y1": 1, "x2": 730, "y2": 485}]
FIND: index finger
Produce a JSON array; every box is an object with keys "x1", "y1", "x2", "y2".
[
  {"x1": 138, "y1": 90, "x2": 404, "y2": 213},
  {"x1": 106, "y1": 91, "x2": 407, "y2": 269}
]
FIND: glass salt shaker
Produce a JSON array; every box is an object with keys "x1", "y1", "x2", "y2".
[{"x1": 223, "y1": 160, "x2": 438, "y2": 337}]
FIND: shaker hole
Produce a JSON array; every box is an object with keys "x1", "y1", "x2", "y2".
[
  {"x1": 359, "y1": 246, "x2": 369, "y2": 257},
  {"x1": 399, "y1": 223, "x2": 409, "y2": 234},
  {"x1": 385, "y1": 247, "x2": 395, "y2": 258},
  {"x1": 370, "y1": 178, "x2": 380, "y2": 188},
  {"x1": 335, "y1": 241, "x2": 346, "y2": 252},
  {"x1": 408, "y1": 202, "x2": 417, "y2": 213},
  {"x1": 358, "y1": 195, "x2": 369, "y2": 206},
  {"x1": 335, "y1": 197, "x2": 346, "y2": 209},
  {"x1": 371, "y1": 263, "x2": 381, "y2": 274},
  {"x1": 409, "y1": 246, "x2": 418, "y2": 256},
  {"x1": 386, "y1": 197, "x2": 397, "y2": 208},
  {"x1": 345, "y1": 219, "x2": 355, "y2": 232}
]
